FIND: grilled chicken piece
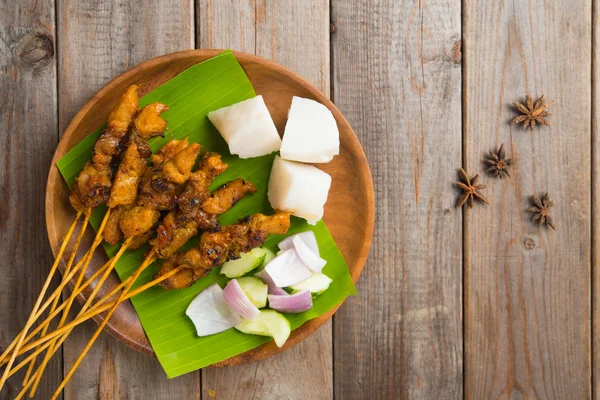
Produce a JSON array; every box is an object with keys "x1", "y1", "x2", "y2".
[
  {"x1": 69, "y1": 85, "x2": 139, "y2": 211},
  {"x1": 160, "y1": 142, "x2": 202, "y2": 185},
  {"x1": 157, "y1": 212, "x2": 290, "y2": 290},
  {"x1": 119, "y1": 142, "x2": 201, "y2": 239},
  {"x1": 151, "y1": 153, "x2": 227, "y2": 258},
  {"x1": 104, "y1": 204, "x2": 130, "y2": 245},
  {"x1": 119, "y1": 205, "x2": 161, "y2": 238},
  {"x1": 201, "y1": 179, "x2": 257, "y2": 215},
  {"x1": 107, "y1": 143, "x2": 146, "y2": 208},
  {"x1": 178, "y1": 153, "x2": 228, "y2": 213},
  {"x1": 129, "y1": 102, "x2": 170, "y2": 158},
  {"x1": 150, "y1": 138, "x2": 189, "y2": 165}
]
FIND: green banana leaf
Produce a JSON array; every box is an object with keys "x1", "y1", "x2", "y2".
[{"x1": 56, "y1": 50, "x2": 356, "y2": 378}]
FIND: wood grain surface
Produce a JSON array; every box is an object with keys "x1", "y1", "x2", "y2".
[
  {"x1": 0, "y1": 1, "x2": 62, "y2": 399},
  {"x1": 464, "y1": 0, "x2": 592, "y2": 398},
  {"x1": 56, "y1": 0, "x2": 199, "y2": 399},
  {"x1": 3, "y1": 0, "x2": 600, "y2": 399},
  {"x1": 594, "y1": 1, "x2": 600, "y2": 398},
  {"x1": 331, "y1": 0, "x2": 463, "y2": 398},
  {"x1": 197, "y1": 1, "x2": 334, "y2": 398}
]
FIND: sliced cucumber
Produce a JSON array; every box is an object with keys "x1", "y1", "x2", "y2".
[
  {"x1": 289, "y1": 273, "x2": 332, "y2": 295},
  {"x1": 261, "y1": 248, "x2": 276, "y2": 268},
  {"x1": 235, "y1": 310, "x2": 291, "y2": 347},
  {"x1": 220, "y1": 248, "x2": 267, "y2": 278},
  {"x1": 236, "y1": 277, "x2": 268, "y2": 308}
]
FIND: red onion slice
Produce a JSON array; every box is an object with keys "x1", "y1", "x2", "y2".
[
  {"x1": 185, "y1": 284, "x2": 243, "y2": 337},
  {"x1": 268, "y1": 289, "x2": 313, "y2": 313},
  {"x1": 292, "y1": 236, "x2": 327, "y2": 273},
  {"x1": 255, "y1": 269, "x2": 288, "y2": 296},
  {"x1": 278, "y1": 231, "x2": 320, "y2": 256},
  {"x1": 223, "y1": 279, "x2": 260, "y2": 320},
  {"x1": 264, "y1": 249, "x2": 312, "y2": 287}
]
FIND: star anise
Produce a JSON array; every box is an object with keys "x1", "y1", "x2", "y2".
[
  {"x1": 455, "y1": 168, "x2": 489, "y2": 208},
  {"x1": 485, "y1": 143, "x2": 512, "y2": 179},
  {"x1": 511, "y1": 94, "x2": 554, "y2": 130},
  {"x1": 527, "y1": 192, "x2": 556, "y2": 230}
]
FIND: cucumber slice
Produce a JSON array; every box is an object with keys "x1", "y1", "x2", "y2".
[
  {"x1": 289, "y1": 273, "x2": 332, "y2": 295},
  {"x1": 235, "y1": 310, "x2": 291, "y2": 347},
  {"x1": 236, "y1": 277, "x2": 268, "y2": 308},
  {"x1": 220, "y1": 248, "x2": 267, "y2": 278},
  {"x1": 261, "y1": 248, "x2": 276, "y2": 268}
]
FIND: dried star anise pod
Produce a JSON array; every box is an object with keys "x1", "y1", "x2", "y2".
[
  {"x1": 526, "y1": 192, "x2": 556, "y2": 230},
  {"x1": 485, "y1": 143, "x2": 512, "y2": 179},
  {"x1": 455, "y1": 168, "x2": 489, "y2": 208},
  {"x1": 511, "y1": 94, "x2": 554, "y2": 130}
]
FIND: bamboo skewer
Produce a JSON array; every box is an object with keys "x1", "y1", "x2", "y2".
[
  {"x1": 0, "y1": 257, "x2": 181, "y2": 369},
  {"x1": 0, "y1": 211, "x2": 84, "y2": 392},
  {"x1": 9, "y1": 210, "x2": 112, "y2": 386},
  {"x1": 51, "y1": 251, "x2": 157, "y2": 399},
  {"x1": 22, "y1": 210, "x2": 90, "y2": 387},
  {"x1": 0, "y1": 253, "x2": 116, "y2": 366},
  {"x1": 4, "y1": 262, "x2": 186, "y2": 385},
  {"x1": 25, "y1": 237, "x2": 134, "y2": 395}
]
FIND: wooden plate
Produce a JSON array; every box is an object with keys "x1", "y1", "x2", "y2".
[{"x1": 45, "y1": 49, "x2": 374, "y2": 366}]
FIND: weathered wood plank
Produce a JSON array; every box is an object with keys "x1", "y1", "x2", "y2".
[
  {"x1": 594, "y1": 1, "x2": 600, "y2": 398},
  {"x1": 464, "y1": 0, "x2": 591, "y2": 398},
  {"x1": 0, "y1": 0, "x2": 61, "y2": 398},
  {"x1": 198, "y1": 1, "x2": 333, "y2": 398},
  {"x1": 56, "y1": 1, "x2": 199, "y2": 399},
  {"x1": 331, "y1": 0, "x2": 463, "y2": 398}
]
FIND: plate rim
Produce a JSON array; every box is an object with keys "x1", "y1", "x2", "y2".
[{"x1": 45, "y1": 48, "x2": 375, "y2": 367}]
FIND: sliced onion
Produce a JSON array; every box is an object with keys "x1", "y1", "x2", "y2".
[
  {"x1": 186, "y1": 284, "x2": 243, "y2": 337},
  {"x1": 268, "y1": 289, "x2": 313, "y2": 313},
  {"x1": 278, "y1": 231, "x2": 320, "y2": 256},
  {"x1": 292, "y1": 236, "x2": 326, "y2": 273},
  {"x1": 255, "y1": 269, "x2": 288, "y2": 296},
  {"x1": 223, "y1": 279, "x2": 260, "y2": 320},
  {"x1": 264, "y1": 249, "x2": 312, "y2": 287}
]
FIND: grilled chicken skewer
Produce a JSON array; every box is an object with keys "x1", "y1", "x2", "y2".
[
  {"x1": 52, "y1": 211, "x2": 290, "y2": 399},
  {"x1": 158, "y1": 211, "x2": 290, "y2": 290},
  {"x1": 0, "y1": 170, "x2": 258, "y2": 374},
  {"x1": 1, "y1": 148, "x2": 252, "y2": 370},
  {"x1": 0, "y1": 85, "x2": 141, "y2": 392},
  {"x1": 21, "y1": 138, "x2": 197, "y2": 396}
]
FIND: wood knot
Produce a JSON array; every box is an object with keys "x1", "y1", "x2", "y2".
[
  {"x1": 330, "y1": 23, "x2": 335, "y2": 33},
  {"x1": 446, "y1": 36, "x2": 461, "y2": 64},
  {"x1": 16, "y1": 32, "x2": 54, "y2": 69},
  {"x1": 523, "y1": 236, "x2": 536, "y2": 250}
]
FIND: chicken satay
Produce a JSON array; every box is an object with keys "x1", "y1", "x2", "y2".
[
  {"x1": 69, "y1": 85, "x2": 139, "y2": 212},
  {"x1": 103, "y1": 104, "x2": 170, "y2": 244},
  {"x1": 200, "y1": 179, "x2": 257, "y2": 215},
  {"x1": 152, "y1": 174, "x2": 257, "y2": 258},
  {"x1": 119, "y1": 142, "x2": 201, "y2": 239},
  {"x1": 129, "y1": 102, "x2": 170, "y2": 159},
  {"x1": 151, "y1": 152, "x2": 227, "y2": 258},
  {"x1": 156, "y1": 212, "x2": 290, "y2": 290},
  {"x1": 110, "y1": 139, "x2": 190, "y2": 247},
  {"x1": 152, "y1": 178, "x2": 257, "y2": 258}
]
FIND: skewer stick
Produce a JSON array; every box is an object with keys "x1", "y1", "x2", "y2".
[
  {"x1": 6, "y1": 263, "x2": 186, "y2": 395},
  {"x1": 25, "y1": 237, "x2": 134, "y2": 396},
  {"x1": 51, "y1": 252, "x2": 157, "y2": 399},
  {"x1": 0, "y1": 254, "x2": 115, "y2": 366},
  {"x1": 0, "y1": 211, "x2": 84, "y2": 392},
  {"x1": 2, "y1": 263, "x2": 185, "y2": 373},
  {"x1": 22, "y1": 211, "x2": 90, "y2": 387},
  {"x1": 7, "y1": 210, "x2": 111, "y2": 388}
]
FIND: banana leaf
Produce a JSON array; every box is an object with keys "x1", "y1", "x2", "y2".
[{"x1": 56, "y1": 50, "x2": 356, "y2": 378}]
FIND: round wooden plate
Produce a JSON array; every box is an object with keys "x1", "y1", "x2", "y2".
[{"x1": 45, "y1": 49, "x2": 374, "y2": 366}]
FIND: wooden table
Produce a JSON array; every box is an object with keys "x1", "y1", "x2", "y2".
[{"x1": 0, "y1": 0, "x2": 595, "y2": 398}]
